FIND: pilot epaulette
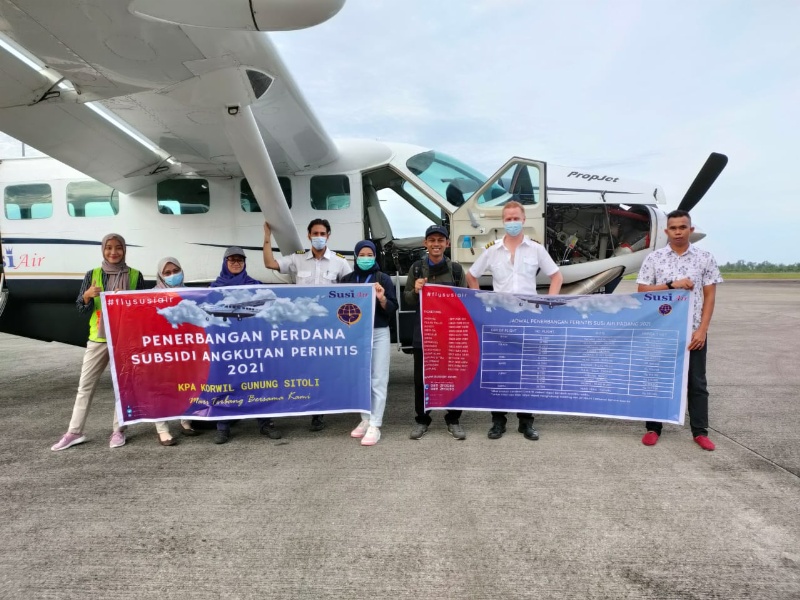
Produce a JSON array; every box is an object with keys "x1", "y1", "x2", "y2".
[
  {"x1": 484, "y1": 240, "x2": 497, "y2": 249},
  {"x1": 335, "y1": 252, "x2": 346, "y2": 259},
  {"x1": 295, "y1": 249, "x2": 307, "y2": 254}
]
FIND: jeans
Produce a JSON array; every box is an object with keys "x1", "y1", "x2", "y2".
[
  {"x1": 646, "y1": 342, "x2": 709, "y2": 437},
  {"x1": 363, "y1": 327, "x2": 390, "y2": 427}
]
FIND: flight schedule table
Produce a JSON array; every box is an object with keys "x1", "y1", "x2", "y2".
[{"x1": 480, "y1": 325, "x2": 679, "y2": 398}]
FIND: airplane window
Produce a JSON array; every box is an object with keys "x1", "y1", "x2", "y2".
[
  {"x1": 4, "y1": 183, "x2": 52, "y2": 219},
  {"x1": 157, "y1": 179, "x2": 209, "y2": 215},
  {"x1": 67, "y1": 181, "x2": 119, "y2": 217},
  {"x1": 378, "y1": 187, "x2": 435, "y2": 238},
  {"x1": 241, "y1": 178, "x2": 292, "y2": 211},
  {"x1": 310, "y1": 175, "x2": 350, "y2": 210},
  {"x1": 406, "y1": 151, "x2": 488, "y2": 205},
  {"x1": 478, "y1": 163, "x2": 540, "y2": 206}
]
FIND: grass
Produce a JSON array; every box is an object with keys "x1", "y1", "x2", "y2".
[{"x1": 624, "y1": 272, "x2": 800, "y2": 280}]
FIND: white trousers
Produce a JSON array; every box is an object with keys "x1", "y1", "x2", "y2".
[
  {"x1": 362, "y1": 327, "x2": 391, "y2": 427},
  {"x1": 67, "y1": 341, "x2": 169, "y2": 435}
]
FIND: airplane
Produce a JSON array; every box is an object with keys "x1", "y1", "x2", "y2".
[
  {"x1": 0, "y1": 0, "x2": 727, "y2": 348},
  {"x1": 199, "y1": 298, "x2": 274, "y2": 322}
]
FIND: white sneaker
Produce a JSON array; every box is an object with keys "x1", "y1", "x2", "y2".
[
  {"x1": 361, "y1": 426, "x2": 381, "y2": 446},
  {"x1": 350, "y1": 419, "x2": 370, "y2": 438}
]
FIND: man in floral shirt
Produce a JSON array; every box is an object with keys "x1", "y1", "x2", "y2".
[{"x1": 637, "y1": 209, "x2": 723, "y2": 451}]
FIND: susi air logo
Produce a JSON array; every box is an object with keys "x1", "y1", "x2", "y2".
[
  {"x1": 2, "y1": 246, "x2": 46, "y2": 270},
  {"x1": 658, "y1": 304, "x2": 672, "y2": 316}
]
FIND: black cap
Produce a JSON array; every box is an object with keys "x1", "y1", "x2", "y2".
[{"x1": 425, "y1": 225, "x2": 449, "y2": 239}]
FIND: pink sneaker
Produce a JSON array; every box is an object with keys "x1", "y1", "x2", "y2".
[
  {"x1": 51, "y1": 432, "x2": 86, "y2": 452},
  {"x1": 109, "y1": 431, "x2": 126, "y2": 448},
  {"x1": 361, "y1": 426, "x2": 381, "y2": 446},
  {"x1": 694, "y1": 435, "x2": 715, "y2": 451},
  {"x1": 350, "y1": 420, "x2": 370, "y2": 438}
]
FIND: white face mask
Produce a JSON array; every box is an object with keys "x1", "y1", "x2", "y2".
[
  {"x1": 504, "y1": 221, "x2": 523, "y2": 236},
  {"x1": 311, "y1": 236, "x2": 327, "y2": 250}
]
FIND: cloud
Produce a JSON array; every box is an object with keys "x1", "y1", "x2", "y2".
[
  {"x1": 476, "y1": 292, "x2": 543, "y2": 314},
  {"x1": 255, "y1": 296, "x2": 329, "y2": 327},
  {"x1": 565, "y1": 295, "x2": 642, "y2": 319},
  {"x1": 157, "y1": 300, "x2": 229, "y2": 329}
]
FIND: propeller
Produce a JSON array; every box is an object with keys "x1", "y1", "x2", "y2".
[{"x1": 677, "y1": 152, "x2": 728, "y2": 212}]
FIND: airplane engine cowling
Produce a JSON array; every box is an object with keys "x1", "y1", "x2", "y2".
[{"x1": 129, "y1": 0, "x2": 346, "y2": 32}]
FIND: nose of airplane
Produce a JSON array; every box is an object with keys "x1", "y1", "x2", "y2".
[{"x1": 689, "y1": 226, "x2": 706, "y2": 243}]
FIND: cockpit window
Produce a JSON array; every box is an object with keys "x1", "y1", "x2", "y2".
[{"x1": 406, "y1": 151, "x2": 488, "y2": 207}]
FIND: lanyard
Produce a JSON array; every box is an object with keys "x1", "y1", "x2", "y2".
[{"x1": 356, "y1": 273, "x2": 373, "y2": 284}]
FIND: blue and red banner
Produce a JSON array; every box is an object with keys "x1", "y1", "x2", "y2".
[
  {"x1": 102, "y1": 284, "x2": 374, "y2": 424},
  {"x1": 421, "y1": 286, "x2": 691, "y2": 423}
]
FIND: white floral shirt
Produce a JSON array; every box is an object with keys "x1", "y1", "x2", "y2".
[{"x1": 637, "y1": 244, "x2": 723, "y2": 331}]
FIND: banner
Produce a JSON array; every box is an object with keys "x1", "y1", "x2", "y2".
[
  {"x1": 102, "y1": 284, "x2": 374, "y2": 424},
  {"x1": 422, "y1": 286, "x2": 691, "y2": 423}
]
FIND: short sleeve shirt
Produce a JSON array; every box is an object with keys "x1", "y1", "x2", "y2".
[
  {"x1": 276, "y1": 248, "x2": 352, "y2": 285},
  {"x1": 468, "y1": 236, "x2": 559, "y2": 295},
  {"x1": 637, "y1": 244, "x2": 723, "y2": 331}
]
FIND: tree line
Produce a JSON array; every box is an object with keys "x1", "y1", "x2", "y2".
[{"x1": 719, "y1": 261, "x2": 800, "y2": 272}]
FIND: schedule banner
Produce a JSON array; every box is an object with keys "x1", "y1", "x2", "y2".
[
  {"x1": 422, "y1": 285, "x2": 691, "y2": 423},
  {"x1": 102, "y1": 284, "x2": 374, "y2": 424}
]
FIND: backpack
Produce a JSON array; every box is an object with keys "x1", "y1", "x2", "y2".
[{"x1": 413, "y1": 259, "x2": 463, "y2": 284}]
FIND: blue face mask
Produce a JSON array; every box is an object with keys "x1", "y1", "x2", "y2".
[
  {"x1": 504, "y1": 221, "x2": 523, "y2": 236},
  {"x1": 164, "y1": 272, "x2": 183, "y2": 287},
  {"x1": 356, "y1": 256, "x2": 376, "y2": 270},
  {"x1": 311, "y1": 236, "x2": 327, "y2": 250}
]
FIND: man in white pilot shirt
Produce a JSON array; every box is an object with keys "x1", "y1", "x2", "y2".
[
  {"x1": 466, "y1": 201, "x2": 563, "y2": 441},
  {"x1": 263, "y1": 218, "x2": 352, "y2": 431}
]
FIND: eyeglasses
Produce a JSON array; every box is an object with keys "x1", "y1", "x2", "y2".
[{"x1": 226, "y1": 257, "x2": 245, "y2": 264}]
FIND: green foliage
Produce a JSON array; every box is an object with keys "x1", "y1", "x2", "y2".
[{"x1": 719, "y1": 261, "x2": 800, "y2": 273}]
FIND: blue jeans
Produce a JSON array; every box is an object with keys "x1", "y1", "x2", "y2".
[{"x1": 364, "y1": 327, "x2": 390, "y2": 427}]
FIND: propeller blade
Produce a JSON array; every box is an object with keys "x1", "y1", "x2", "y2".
[{"x1": 677, "y1": 152, "x2": 728, "y2": 212}]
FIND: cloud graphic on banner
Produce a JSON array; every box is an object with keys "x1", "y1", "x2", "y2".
[
  {"x1": 256, "y1": 296, "x2": 329, "y2": 327},
  {"x1": 218, "y1": 288, "x2": 278, "y2": 303},
  {"x1": 566, "y1": 295, "x2": 642, "y2": 319},
  {"x1": 476, "y1": 292, "x2": 544, "y2": 314},
  {"x1": 158, "y1": 300, "x2": 230, "y2": 329}
]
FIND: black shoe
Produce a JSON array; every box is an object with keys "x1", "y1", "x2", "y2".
[
  {"x1": 518, "y1": 422, "x2": 539, "y2": 440},
  {"x1": 260, "y1": 420, "x2": 282, "y2": 440},
  {"x1": 310, "y1": 415, "x2": 325, "y2": 432},
  {"x1": 488, "y1": 423, "x2": 506, "y2": 439},
  {"x1": 214, "y1": 429, "x2": 230, "y2": 444},
  {"x1": 180, "y1": 424, "x2": 201, "y2": 437}
]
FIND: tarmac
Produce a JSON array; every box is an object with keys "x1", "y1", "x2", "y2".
[{"x1": 1, "y1": 280, "x2": 799, "y2": 599}]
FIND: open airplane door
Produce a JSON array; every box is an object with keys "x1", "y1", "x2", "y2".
[
  {"x1": 450, "y1": 157, "x2": 547, "y2": 267},
  {"x1": 0, "y1": 235, "x2": 8, "y2": 319}
]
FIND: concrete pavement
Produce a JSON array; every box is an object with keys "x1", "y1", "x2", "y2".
[{"x1": 1, "y1": 280, "x2": 799, "y2": 599}]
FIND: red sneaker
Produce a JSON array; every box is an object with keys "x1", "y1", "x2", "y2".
[
  {"x1": 641, "y1": 431, "x2": 659, "y2": 446},
  {"x1": 694, "y1": 435, "x2": 715, "y2": 451}
]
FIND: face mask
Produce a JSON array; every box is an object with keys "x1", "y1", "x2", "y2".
[
  {"x1": 311, "y1": 236, "x2": 327, "y2": 250},
  {"x1": 504, "y1": 221, "x2": 523, "y2": 236},
  {"x1": 164, "y1": 272, "x2": 184, "y2": 287},
  {"x1": 356, "y1": 257, "x2": 376, "y2": 270}
]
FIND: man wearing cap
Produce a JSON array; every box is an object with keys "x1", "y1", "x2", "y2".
[
  {"x1": 403, "y1": 224, "x2": 468, "y2": 440},
  {"x1": 466, "y1": 201, "x2": 563, "y2": 441},
  {"x1": 263, "y1": 218, "x2": 352, "y2": 431}
]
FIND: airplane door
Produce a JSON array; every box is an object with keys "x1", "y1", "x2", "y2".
[{"x1": 450, "y1": 157, "x2": 546, "y2": 266}]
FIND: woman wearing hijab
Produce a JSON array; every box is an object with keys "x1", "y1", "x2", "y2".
[
  {"x1": 339, "y1": 241, "x2": 397, "y2": 446},
  {"x1": 155, "y1": 256, "x2": 198, "y2": 439},
  {"x1": 50, "y1": 233, "x2": 167, "y2": 450},
  {"x1": 209, "y1": 246, "x2": 281, "y2": 444}
]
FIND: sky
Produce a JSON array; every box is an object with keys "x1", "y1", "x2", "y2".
[
  {"x1": 269, "y1": 0, "x2": 800, "y2": 264},
  {"x1": 1, "y1": 1, "x2": 796, "y2": 265}
]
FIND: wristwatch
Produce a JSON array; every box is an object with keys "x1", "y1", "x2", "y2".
[{"x1": 666, "y1": 280, "x2": 674, "y2": 289}]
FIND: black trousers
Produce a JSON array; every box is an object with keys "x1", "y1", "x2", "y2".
[
  {"x1": 646, "y1": 342, "x2": 709, "y2": 437},
  {"x1": 490, "y1": 412, "x2": 534, "y2": 426},
  {"x1": 413, "y1": 348, "x2": 462, "y2": 425}
]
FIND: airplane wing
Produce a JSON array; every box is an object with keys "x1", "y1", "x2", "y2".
[{"x1": 0, "y1": 0, "x2": 345, "y2": 250}]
